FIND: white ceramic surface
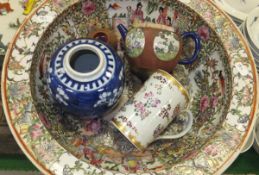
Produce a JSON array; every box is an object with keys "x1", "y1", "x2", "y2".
[
  {"x1": 112, "y1": 70, "x2": 193, "y2": 150},
  {"x1": 214, "y1": 0, "x2": 259, "y2": 21},
  {"x1": 246, "y1": 7, "x2": 259, "y2": 52},
  {"x1": 0, "y1": 0, "x2": 25, "y2": 45},
  {"x1": 239, "y1": 16, "x2": 259, "y2": 62},
  {"x1": 241, "y1": 128, "x2": 255, "y2": 153}
]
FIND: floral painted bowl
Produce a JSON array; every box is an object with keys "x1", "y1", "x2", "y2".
[{"x1": 2, "y1": 0, "x2": 258, "y2": 175}]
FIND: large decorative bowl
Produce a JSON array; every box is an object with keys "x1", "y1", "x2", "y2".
[{"x1": 1, "y1": 0, "x2": 258, "y2": 175}]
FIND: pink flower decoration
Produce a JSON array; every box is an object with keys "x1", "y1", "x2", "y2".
[
  {"x1": 135, "y1": 102, "x2": 145, "y2": 110},
  {"x1": 203, "y1": 11, "x2": 212, "y2": 21},
  {"x1": 197, "y1": 25, "x2": 210, "y2": 41},
  {"x1": 84, "y1": 119, "x2": 101, "y2": 135},
  {"x1": 200, "y1": 95, "x2": 209, "y2": 112},
  {"x1": 82, "y1": 0, "x2": 96, "y2": 16},
  {"x1": 204, "y1": 145, "x2": 219, "y2": 157},
  {"x1": 140, "y1": 107, "x2": 146, "y2": 113},
  {"x1": 210, "y1": 96, "x2": 218, "y2": 108},
  {"x1": 144, "y1": 91, "x2": 154, "y2": 98},
  {"x1": 30, "y1": 123, "x2": 43, "y2": 140},
  {"x1": 151, "y1": 99, "x2": 161, "y2": 107}
]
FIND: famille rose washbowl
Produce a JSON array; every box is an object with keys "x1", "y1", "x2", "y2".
[{"x1": 1, "y1": 0, "x2": 258, "y2": 175}]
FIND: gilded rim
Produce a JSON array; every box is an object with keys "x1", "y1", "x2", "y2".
[
  {"x1": 157, "y1": 69, "x2": 190, "y2": 104},
  {"x1": 111, "y1": 118, "x2": 145, "y2": 151}
]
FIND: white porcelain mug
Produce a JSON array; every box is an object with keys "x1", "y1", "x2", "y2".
[{"x1": 111, "y1": 70, "x2": 193, "y2": 150}]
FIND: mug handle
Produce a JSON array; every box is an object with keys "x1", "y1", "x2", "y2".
[
  {"x1": 155, "y1": 110, "x2": 193, "y2": 140},
  {"x1": 178, "y1": 32, "x2": 201, "y2": 65}
]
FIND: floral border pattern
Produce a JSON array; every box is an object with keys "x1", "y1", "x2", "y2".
[{"x1": 1, "y1": 0, "x2": 258, "y2": 175}]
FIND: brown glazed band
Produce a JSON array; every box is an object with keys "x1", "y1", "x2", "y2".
[{"x1": 127, "y1": 23, "x2": 183, "y2": 72}]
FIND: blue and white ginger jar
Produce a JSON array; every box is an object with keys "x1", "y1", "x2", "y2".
[{"x1": 47, "y1": 38, "x2": 125, "y2": 118}]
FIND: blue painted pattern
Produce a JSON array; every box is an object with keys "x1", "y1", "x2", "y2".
[{"x1": 47, "y1": 39, "x2": 125, "y2": 118}]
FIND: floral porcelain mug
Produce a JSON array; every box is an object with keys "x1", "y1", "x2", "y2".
[
  {"x1": 111, "y1": 70, "x2": 193, "y2": 150},
  {"x1": 47, "y1": 38, "x2": 125, "y2": 118},
  {"x1": 117, "y1": 22, "x2": 201, "y2": 72}
]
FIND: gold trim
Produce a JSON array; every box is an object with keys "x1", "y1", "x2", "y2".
[
  {"x1": 157, "y1": 69, "x2": 190, "y2": 103},
  {"x1": 111, "y1": 118, "x2": 145, "y2": 151}
]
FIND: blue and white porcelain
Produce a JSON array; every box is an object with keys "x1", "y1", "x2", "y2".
[{"x1": 47, "y1": 38, "x2": 125, "y2": 118}]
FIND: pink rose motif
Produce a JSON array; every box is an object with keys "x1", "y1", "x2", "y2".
[
  {"x1": 135, "y1": 102, "x2": 145, "y2": 110},
  {"x1": 134, "y1": 102, "x2": 150, "y2": 119},
  {"x1": 197, "y1": 25, "x2": 210, "y2": 41},
  {"x1": 204, "y1": 145, "x2": 219, "y2": 157},
  {"x1": 35, "y1": 143, "x2": 56, "y2": 162},
  {"x1": 139, "y1": 107, "x2": 146, "y2": 113},
  {"x1": 83, "y1": 147, "x2": 94, "y2": 160},
  {"x1": 151, "y1": 99, "x2": 161, "y2": 107},
  {"x1": 30, "y1": 123, "x2": 43, "y2": 140},
  {"x1": 210, "y1": 96, "x2": 218, "y2": 108},
  {"x1": 144, "y1": 91, "x2": 154, "y2": 98},
  {"x1": 203, "y1": 11, "x2": 212, "y2": 21},
  {"x1": 200, "y1": 95, "x2": 209, "y2": 112},
  {"x1": 82, "y1": 0, "x2": 96, "y2": 16},
  {"x1": 84, "y1": 119, "x2": 102, "y2": 135}
]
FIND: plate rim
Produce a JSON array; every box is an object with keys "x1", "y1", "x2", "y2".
[
  {"x1": 214, "y1": 0, "x2": 257, "y2": 21},
  {"x1": 1, "y1": 0, "x2": 258, "y2": 174},
  {"x1": 246, "y1": 7, "x2": 259, "y2": 50},
  {"x1": 1, "y1": 1, "x2": 55, "y2": 174}
]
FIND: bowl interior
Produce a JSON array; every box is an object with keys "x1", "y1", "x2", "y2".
[{"x1": 30, "y1": 1, "x2": 232, "y2": 174}]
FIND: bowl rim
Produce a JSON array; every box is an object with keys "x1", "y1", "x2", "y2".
[{"x1": 1, "y1": 0, "x2": 258, "y2": 175}]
